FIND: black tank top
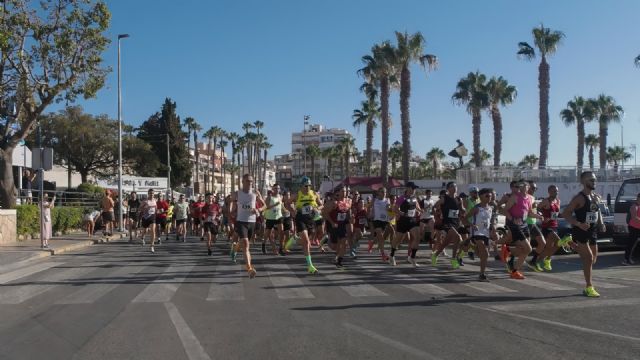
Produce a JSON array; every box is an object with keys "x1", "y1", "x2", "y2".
[
  {"x1": 399, "y1": 196, "x2": 417, "y2": 218},
  {"x1": 441, "y1": 195, "x2": 460, "y2": 226},
  {"x1": 573, "y1": 192, "x2": 598, "y2": 234}
]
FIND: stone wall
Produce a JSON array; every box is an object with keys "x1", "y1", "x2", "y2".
[{"x1": 0, "y1": 209, "x2": 17, "y2": 244}]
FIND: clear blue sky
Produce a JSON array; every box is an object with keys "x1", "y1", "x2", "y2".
[{"x1": 68, "y1": 0, "x2": 640, "y2": 167}]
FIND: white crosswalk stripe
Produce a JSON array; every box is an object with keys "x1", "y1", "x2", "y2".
[
  {"x1": 132, "y1": 264, "x2": 195, "y2": 303},
  {"x1": 0, "y1": 266, "x2": 95, "y2": 304},
  {"x1": 0, "y1": 261, "x2": 63, "y2": 285},
  {"x1": 530, "y1": 271, "x2": 627, "y2": 289},
  {"x1": 463, "y1": 281, "x2": 518, "y2": 293},
  {"x1": 514, "y1": 277, "x2": 575, "y2": 291},
  {"x1": 56, "y1": 265, "x2": 147, "y2": 304},
  {"x1": 321, "y1": 267, "x2": 388, "y2": 297},
  {"x1": 266, "y1": 263, "x2": 315, "y2": 299},
  {"x1": 207, "y1": 264, "x2": 245, "y2": 301},
  {"x1": 393, "y1": 273, "x2": 454, "y2": 295}
]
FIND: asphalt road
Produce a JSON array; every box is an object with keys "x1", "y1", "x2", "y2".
[{"x1": 1, "y1": 234, "x2": 639, "y2": 360}]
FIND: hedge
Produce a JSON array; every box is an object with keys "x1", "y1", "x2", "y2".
[{"x1": 16, "y1": 204, "x2": 85, "y2": 237}]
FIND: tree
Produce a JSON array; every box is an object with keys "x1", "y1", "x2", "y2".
[
  {"x1": 585, "y1": 134, "x2": 599, "y2": 170},
  {"x1": 590, "y1": 95, "x2": 624, "y2": 169},
  {"x1": 559, "y1": 96, "x2": 594, "y2": 171},
  {"x1": 358, "y1": 41, "x2": 397, "y2": 184},
  {"x1": 469, "y1": 149, "x2": 492, "y2": 166},
  {"x1": 305, "y1": 144, "x2": 321, "y2": 186},
  {"x1": 138, "y1": 98, "x2": 191, "y2": 187},
  {"x1": 635, "y1": 55, "x2": 640, "y2": 68},
  {"x1": 389, "y1": 142, "x2": 402, "y2": 177},
  {"x1": 352, "y1": 99, "x2": 379, "y2": 176},
  {"x1": 518, "y1": 154, "x2": 539, "y2": 168},
  {"x1": 517, "y1": 24, "x2": 565, "y2": 168},
  {"x1": 339, "y1": 137, "x2": 356, "y2": 179},
  {"x1": 426, "y1": 147, "x2": 445, "y2": 179},
  {"x1": 393, "y1": 31, "x2": 438, "y2": 181},
  {"x1": 218, "y1": 138, "x2": 228, "y2": 194},
  {"x1": 321, "y1": 147, "x2": 335, "y2": 178},
  {"x1": 0, "y1": 0, "x2": 111, "y2": 207},
  {"x1": 486, "y1": 76, "x2": 517, "y2": 167},
  {"x1": 606, "y1": 146, "x2": 632, "y2": 172},
  {"x1": 452, "y1": 71, "x2": 489, "y2": 167}
]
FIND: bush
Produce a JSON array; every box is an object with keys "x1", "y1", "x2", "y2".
[
  {"x1": 76, "y1": 183, "x2": 104, "y2": 195},
  {"x1": 16, "y1": 205, "x2": 40, "y2": 237},
  {"x1": 16, "y1": 204, "x2": 85, "y2": 236}
]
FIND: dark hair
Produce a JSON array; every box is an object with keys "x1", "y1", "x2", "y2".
[
  {"x1": 446, "y1": 182, "x2": 456, "y2": 189},
  {"x1": 580, "y1": 171, "x2": 594, "y2": 181},
  {"x1": 439, "y1": 189, "x2": 446, "y2": 196},
  {"x1": 548, "y1": 184, "x2": 558, "y2": 191},
  {"x1": 478, "y1": 188, "x2": 493, "y2": 196},
  {"x1": 509, "y1": 180, "x2": 517, "y2": 187}
]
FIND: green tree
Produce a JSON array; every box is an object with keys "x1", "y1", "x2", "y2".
[
  {"x1": 486, "y1": 76, "x2": 517, "y2": 167},
  {"x1": 394, "y1": 31, "x2": 438, "y2": 181},
  {"x1": 352, "y1": 99, "x2": 379, "y2": 176},
  {"x1": 0, "y1": 0, "x2": 111, "y2": 207},
  {"x1": 635, "y1": 55, "x2": 640, "y2": 67},
  {"x1": 517, "y1": 24, "x2": 565, "y2": 168},
  {"x1": 606, "y1": 146, "x2": 632, "y2": 172},
  {"x1": 340, "y1": 137, "x2": 356, "y2": 179},
  {"x1": 306, "y1": 144, "x2": 321, "y2": 186},
  {"x1": 469, "y1": 149, "x2": 492, "y2": 166},
  {"x1": 585, "y1": 134, "x2": 599, "y2": 170},
  {"x1": 452, "y1": 71, "x2": 489, "y2": 167},
  {"x1": 426, "y1": 147, "x2": 446, "y2": 179},
  {"x1": 389, "y1": 141, "x2": 402, "y2": 177},
  {"x1": 218, "y1": 138, "x2": 228, "y2": 194},
  {"x1": 138, "y1": 98, "x2": 191, "y2": 187},
  {"x1": 183, "y1": 118, "x2": 201, "y2": 192},
  {"x1": 560, "y1": 96, "x2": 594, "y2": 171},
  {"x1": 590, "y1": 95, "x2": 624, "y2": 169},
  {"x1": 518, "y1": 154, "x2": 539, "y2": 168}
]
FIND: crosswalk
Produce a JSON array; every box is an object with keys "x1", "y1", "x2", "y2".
[{"x1": 0, "y1": 249, "x2": 637, "y2": 307}]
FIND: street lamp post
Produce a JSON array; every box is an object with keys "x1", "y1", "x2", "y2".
[
  {"x1": 303, "y1": 115, "x2": 310, "y2": 176},
  {"x1": 117, "y1": 33, "x2": 129, "y2": 232},
  {"x1": 631, "y1": 144, "x2": 637, "y2": 168}
]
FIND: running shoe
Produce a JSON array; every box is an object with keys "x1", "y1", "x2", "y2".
[
  {"x1": 431, "y1": 253, "x2": 438, "y2": 266},
  {"x1": 510, "y1": 271, "x2": 525, "y2": 280},
  {"x1": 406, "y1": 256, "x2": 412, "y2": 264},
  {"x1": 230, "y1": 250, "x2": 237, "y2": 263},
  {"x1": 285, "y1": 236, "x2": 296, "y2": 251},
  {"x1": 389, "y1": 256, "x2": 397, "y2": 266},
  {"x1": 278, "y1": 248, "x2": 286, "y2": 256},
  {"x1": 367, "y1": 240, "x2": 374, "y2": 253},
  {"x1": 507, "y1": 257, "x2": 515, "y2": 273},
  {"x1": 622, "y1": 258, "x2": 635, "y2": 266},
  {"x1": 451, "y1": 258, "x2": 460, "y2": 269},
  {"x1": 208, "y1": 248, "x2": 212, "y2": 256},
  {"x1": 543, "y1": 258, "x2": 552, "y2": 271},
  {"x1": 350, "y1": 248, "x2": 357, "y2": 258},
  {"x1": 307, "y1": 264, "x2": 319, "y2": 274},
  {"x1": 150, "y1": 246, "x2": 155, "y2": 253},
  {"x1": 261, "y1": 242, "x2": 267, "y2": 255},
  {"x1": 142, "y1": 238, "x2": 146, "y2": 246},
  {"x1": 457, "y1": 257, "x2": 465, "y2": 266},
  {"x1": 381, "y1": 253, "x2": 389, "y2": 262},
  {"x1": 583, "y1": 286, "x2": 600, "y2": 297},
  {"x1": 411, "y1": 258, "x2": 420, "y2": 268},
  {"x1": 478, "y1": 273, "x2": 489, "y2": 282},
  {"x1": 527, "y1": 261, "x2": 543, "y2": 272},
  {"x1": 247, "y1": 266, "x2": 257, "y2": 279},
  {"x1": 557, "y1": 234, "x2": 573, "y2": 248}
]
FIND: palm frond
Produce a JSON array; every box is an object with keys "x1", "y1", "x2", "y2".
[
  {"x1": 517, "y1": 42, "x2": 535, "y2": 60},
  {"x1": 635, "y1": 54, "x2": 640, "y2": 68}
]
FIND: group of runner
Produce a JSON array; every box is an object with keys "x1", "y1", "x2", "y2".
[{"x1": 121, "y1": 171, "x2": 607, "y2": 298}]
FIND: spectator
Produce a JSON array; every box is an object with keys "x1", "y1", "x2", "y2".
[
  {"x1": 83, "y1": 209, "x2": 101, "y2": 237},
  {"x1": 22, "y1": 169, "x2": 36, "y2": 204},
  {"x1": 101, "y1": 189, "x2": 115, "y2": 236},
  {"x1": 41, "y1": 193, "x2": 56, "y2": 248}
]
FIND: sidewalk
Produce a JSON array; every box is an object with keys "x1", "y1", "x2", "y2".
[{"x1": 0, "y1": 231, "x2": 126, "y2": 273}]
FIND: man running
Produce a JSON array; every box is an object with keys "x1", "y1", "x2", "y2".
[
  {"x1": 322, "y1": 185, "x2": 352, "y2": 268},
  {"x1": 370, "y1": 187, "x2": 391, "y2": 262},
  {"x1": 432, "y1": 182, "x2": 465, "y2": 269},
  {"x1": 537, "y1": 185, "x2": 565, "y2": 271},
  {"x1": 127, "y1": 192, "x2": 140, "y2": 242},
  {"x1": 155, "y1": 193, "x2": 169, "y2": 244},
  {"x1": 350, "y1": 198, "x2": 368, "y2": 258},
  {"x1": 391, "y1": 182, "x2": 422, "y2": 267},
  {"x1": 469, "y1": 188, "x2": 494, "y2": 281},
  {"x1": 419, "y1": 189, "x2": 435, "y2": 248},
  {"x1": 263, "y1": 184, "x2": 284, "y2": 255},
  {"x1": 280, "y1": 190, "x2": 295, "y2": 255},
  {"x1": 203, "y1": 192, "x2": 222, "y2": 256},
  {"x1": 138, "y1": 189, "x2": 158, "y2": 252},
  {"x1": 290, "y1": 176, "x2": 321, "y2": 274},
  {"x1": 174, "y1": 194, "x2": 189, "y2": 242},
  {"x1": 562, "y1": 171, "x2": 605, "y2": 297},
  {"x1": 230, "y1": 174, "x2": 265, "y2": 278},
  {"x1": 191, "y1": 195, "x2": 205, "y2": 239},
  {"x1": 526, "y1": 181, "x2": 546, "y2": 272}
]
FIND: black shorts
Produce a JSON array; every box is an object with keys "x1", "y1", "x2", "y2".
[
  {"x1": 397, "y1": 217, "x2": 419, "y2": 234},
  {"x1": 329, "y1": 224, "x2": 348, "y2": 243},
  {"x1": 128, "y1": 213, "x2": 138, "y2": 222},
  {"x1": 156, "y1": 217, "x2": 167, "y2": 227},
  {"x1": 102, "y1": 211, "x2": 114, "y2": 222},
  {"x1": 472, "y1": 235, "x2": 490, "y2": 246},
  {"x1": 528, "y1": 223, "x2": 543, "y2": 239},
  {"x1": 295, "y1": 214, "x2": 315, "y2": 233},
  {"x1": 235, "y1": 221, "x2": 256, "y2": 239},
  {"x1": 541, "y1": 227, "x2": 557, "y2": 238},
  {"x1": 507, "y1": 222, "x2": 530, "y2": 242},
  {"x1": 571, "y1": 228, "x2": 597, "y2": 246},
  {"x1": 282, "y1": 217, "x2": 292, "y2": 231},
  {"x1": 176, "y1": 219, "x2": 186, "y2": 226},
  {"x1": 373, "y1": 220, "x2": 388, "y2": 230},
  {"x1": 266, "y1": 218, "x2": 282, "y2": 230},
  {"x1": 420, "y1": 218, "x2": 434, "y2": 224},
  {"x1": 315, "y1": 219, "x2": 324, "y2": 227},
  {"x1": 192, "y1": 218, "x2": 201, "y2": 225},
  {"x1": 141, "y1": 216, "x2": 156, "y2": 229},
  {"x1": 203, "y1": 222, "x2": 219, "y2": 234}
]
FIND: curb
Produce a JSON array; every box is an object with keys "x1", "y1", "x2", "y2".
[{"x1": 50, "y1": 240, "x2": 95, "y2": 255}]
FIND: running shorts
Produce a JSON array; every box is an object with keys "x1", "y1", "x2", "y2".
[
  {"x1": 507, "y1": 222, "x2": 530, "y2": 242},
  {"x1": 141, "y1": 216, "x2": 156, "y2": 229},
  {"x1": 541, "y1": 226, "x2": 558, "y2": 237},
  {"x1": 155, "y1": 217, "x2": 167, "y2": 227},
  {"x1": 235, "y1": 221, "x2": 256, "y2": 239},
  {"x1": 329, "y1": 223, "x2": 348, "y2": 243},
  {"x1": 266, "y1": 218, "x2": 282, "y2": 230},
  {"x1": 396, "y1": 217, "x2": 419, "y2": 234},
  {"x1": 295, "y1": 214, "x2": 315, "y2": 233},
  {"x1": 373, "y1": 220, "x2": 388, "y2": 230},
  {"x1": 471, "y1": 235, "x2": 490, "y2": 246},
  {"x1": 571, "y1": 227, "x2": 597, "y2": 246},
  {"x1": 102, "y1": 211, "x2": 114, "y2": 222},
  {"x1": 203, "y1": 222, "x2": 219, "y2": 234},
  {"x1": 282, "y1": 217, "x2": 292, "y2": 232},
  {"x1": 176, "y1": 219, "x2": 186, "y2": 226}
]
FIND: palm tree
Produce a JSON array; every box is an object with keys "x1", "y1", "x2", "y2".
[
  {"x1": 590, "y1": 95, "x2": 624, "y2": 169},
  {"x1": 253, "y1": 121, "x2": 264, "y2": 181},
  {"x1": 452, "y1": 71, "x2": 489, "y2": 167},
  {"x1": 183, "y1": 117, "x2": 201, "y2": 191},
  {"x1": 203, "y1": 127, "x2": 215, "y2": 192},
  {"x1": 261, "y1": 142, "x2": 272, "y2": 191},
  {"x1": 219, "y1": 138, "x2": 228, "y2": 194},
  {"x1": 486, "y1": 76, "x2": 517, "y2": 167},
  {"x1": 352, "y1": 99, "x2": 379, "y2": 176},
  {"x1": 469, "y1": 149, "x2": 492, "y2": 166},
  {"x1": 389, "y1": 141, "x2": 402, "y2": 177},
  {"x1": 634, "y1": 54, "x2": 640, "y2": 67},
  {"x1": 393, "y1": 31, "x2": 438, "y2": 181},
  {"x1": 358, "y1": 41, "x2": 397, "y2": 184},
  {"x1": 518, "y1": 154, "x2": 539, "y2": 168},
  {"x1": 305, "y1": 144, "x2": 321, "y2": 186},
  {"x1": 426, "y1": 147, "x2": 445, "y2": 179},
  {"x1": 559, "y1": 96, "x2": 594, "y2": 171},
  {"x1": 339, "y1": 137, "x2": 356, "y2": 179},
  {"x1": 606, "y1": 146, "x2": 632, "y2": 172},
  {"x1": 585, "y1": 134, "x2": 599, "y2": 170},
  {"x1": 517, "y1": 24, "x2": 565, "y2": 168}
]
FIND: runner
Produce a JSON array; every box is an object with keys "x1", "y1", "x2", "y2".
[
  {"x1": 191, "y1": 195, "x2": 205, "y2": 239},
  {"x1": 537, "y1": 185, "x2": 565, "y2": 271},
  {"x1": 101, "y1": 189, "x2": 115, "y2": 236},
  {"x1": 503, "y1": 181, "x2": 541, "y2": 279},
  {"x1": 155, "y1": 193, "x2": 169, "y2": 244},
  {"x1": 469, "y1": 188, "x2": 494, "y2": 281},
  {"x1": 322, "y1": 185, "x2": 352, "y2": 268},
  {"x1": 280, "y1": 190, "x2": 295, "y2": 255},
  {"x1": 391, "y1": 182, "x2": 422, "y2": 267},
  {"x1": 203, "y1": 192, "x2": 222, "y2": 256},
  {"x1": 561, "y1": 171, "x2": 606, "y2": 297},
  {"x1": 370, "y1": 187, "x2": 391, "y2": 262},
  {"x1": 290, "y1": 176, "x2": 321, "y2": 274},
  {"x1": 165, "y1": 198, "x2": 174, "y2": 242},
  {"x1": 138, "y1": 188, "x2": 158, "y2": 252},
  {"x1": 174, "y1": 194, "x2": 189, "y2": 242},
  {"x1": 263, "y1": 184, "x2": 284, "y2": 255},
  {"x1": 526, "y1": 181, "x2": 546, "y2": 272},
  {"x1": 462, "y1": 187, "x2": 480, "y2": 263},
  {"x1": 230, "y1": 174, "x2": 265, "y2": 278},
  {"x1": 350, "y1": 198, "x2": 368, "y2": 258},
  {"x1": 624, "y1": 193, "x2": 640, "y2": 265},
  {"x1": 419, "y1": 189, "x2": 435, "y2": 248},
  {"x1": 431, "y1": 182, "x2": 465, "y2": 269},
  {"x1": 127, "y1": 192, "x2": 140, "y2": 242}
]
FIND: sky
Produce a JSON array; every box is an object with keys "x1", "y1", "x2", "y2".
[{"x1": 63, "y1": 0, "x2": 640, "y2": 167}]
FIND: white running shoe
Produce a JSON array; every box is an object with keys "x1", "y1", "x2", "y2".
[
  {"x1": 406, "y1": 256, "x2": 412, "y2": 264},
  {"x1": 389, "y1": 256, "x2": 397, "y2": 266},
  {"x1": 141, "y1": 238, "x2": 145, "y2": 246},
  {"x1": 411, "y1": 258, "x2": 420, "y2": 268},
  {"x1": 150, "y1": 246, "x2": 155, "y2": 253}
]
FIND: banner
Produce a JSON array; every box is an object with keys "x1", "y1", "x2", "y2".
[{"x1": 97, "y1": 176, "x2": 168, "y2": 192}]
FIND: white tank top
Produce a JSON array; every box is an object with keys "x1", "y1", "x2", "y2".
[
  {"x1": 420, "y1": 198, "x2": 435, "y2": 220},
  {"x1": 143, "y1": 199, "x2": 157, "y2": 219},
  {"x1": 472, "y1": 205, "x2": 492, "y2": 237},
  {"x1": 373, "y1": 198, "x2": 390, "y2": 222},
  {"x1": 236, "y1": 190, "x2": 257, "y2": 223}
]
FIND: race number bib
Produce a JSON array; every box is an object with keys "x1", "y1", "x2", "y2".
[
  {"x1": 283, "y1": 210, "x2": 291, "y2": 218},
  {"x1": 551, "y1": 212, "x2": 559, "y2": 220},
  {"x1": 207, "y1": 215, "x2": 215, "y2": 223},
  {"x1": 241, "y1": 203, "x2": 252, "y2": 210},
  {"x1": 301, "y1": 206, "x2": 312, "y2": 215},
  {"x1": 147, "y1": 207, "x2": 156, "y2": 215},
  {"x1": 359, "y1": 218, "x2": 367, "y2": 225},
  {"x1": 448, "y1": 209, "x2": 459, "y2": 219},
  {"x1": 337, "y1": 213, "x2": 347, "y2": 222},
  {"x1": 406, "y1": 209, "x2": 416, "y2": 217},
  {"x1": 586, "y1": 212, "x2": 598, "y2": 224},
  {"x1": 379, "y1": 213, "x2": 387, "y2": 221}
]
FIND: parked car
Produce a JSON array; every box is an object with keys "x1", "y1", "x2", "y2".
[{"x1": 555, "y1": 202, "x2": 623, "y2": 253}]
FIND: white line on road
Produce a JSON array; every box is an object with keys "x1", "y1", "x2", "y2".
[
  {"x1": 0, "y1": 261, "x2": 63, "y2": 285},
  {"x1": 488, "y1": 297, "x2": 640, "y2": 312},
  {"x1": 464, "y1": 303, "x2": 640, "y2": 343},
  {"x1": 132, "y1": 264, "x2": 195, "y2": 303},
  {"x1": 392, "y1": 273, "x2": 454, "y2": 296},
  {"x1": 463, "y1": 281, "x2": 518, "y2": 293},
  {"x1": 266, "y1": 263, "x2": 315, "y2": 299},
  {"x1": 207, "y1": 264, "x2": 245, "y2": 301},
  {"x1": 165, "y1": 302, "x2": 212, "y2": 360},
  {"x1": 343, "y1": 322, "x2": 442, "y2": 360},
  {"x1": 323, "y1": 270, "x2": 388, "y2": 297},
  {"x1": 56, "y1": 265, "x2": 147, "y2": 304},
  {"x1": 0, "y1": 266, "x2": 94, "y2": 304},
  {"x1": 515, "y1": 277, "x2": 575, "y2": 291},
  {"x1": 531, "y1": 271, "x2": 627, "y2": 289}
]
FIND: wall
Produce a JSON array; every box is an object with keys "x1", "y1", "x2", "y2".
[{"x1": 0, "y1": 210, "x2": 17, "y2": 244}]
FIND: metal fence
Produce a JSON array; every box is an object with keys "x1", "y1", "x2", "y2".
[
  {"x1": 456, "y1": 166, "x2": 640, "y2": 185},
  {"x1": 17, "y1": 189, "x2": 101, "y2": 209}
]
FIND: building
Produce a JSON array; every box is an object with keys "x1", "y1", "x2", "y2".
[{"x1": 189, "y1": 143, "x2": 232, "y2": 196}]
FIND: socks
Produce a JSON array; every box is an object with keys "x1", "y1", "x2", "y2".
[
  {"x1": 305, "y1": 255, "x2": 312, "y2": 266},
  {"x1": 410, "y1": 248, "x2": 418, "y2": 258},
  {"x1": 531, "y1": 252, "x2": 539, "y2": 263}
]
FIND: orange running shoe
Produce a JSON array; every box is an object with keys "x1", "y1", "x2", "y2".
[
  {"x1": 500, "y1": 244, "x2": 510, "y2": 263},
  {"x1": 510, "y1": 271, "x2": 525, "y2": 280}
]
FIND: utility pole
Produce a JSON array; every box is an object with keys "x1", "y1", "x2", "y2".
[
  {"x1": 303, "y1": 115, "x2": 310, "y2": 177},
  {"x1": 117, "y1": 33, "x2": 129, "y2": 232},
  {"x1": 167, "y1": 133, "x2": 171, "y2": 198}
]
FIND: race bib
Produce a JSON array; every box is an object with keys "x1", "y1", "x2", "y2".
[
  {"x1": 337, "y1": 213, "x2": 347, "y2": 222},
  {"x1": 283, "y1": 211, "x2": 291, "y2": 218},
  {"x1": 448, "y1": 209, "x2": 459, "y2": 219},
  {"x1": 359, "y1": 218, "x2": 367, "y2": 225},
  {"x1": 551, "y1": 212, "x2": 559, "y2": 220},
  {"x1": 379, "y1": 213, "x2": 387, "y2": 221},
  {"x1": 301, "y1": 206, "x2": 312, "y2": 215},
  {"x1": 147, "y1": 207, "x2": 156, "y2": 215},
  {"x1": 406, "y1": 209, "x2": 416, "y2": 217},
  {"x1": 423, "y1": 208, "x2": 432, "y2": 217},
  {"x1": 241, "y1": 203, "x2": 252, "y2": 210},
  {"x1": 586, "y1": 212, "x2": 597, "y2": 224},
  {"x1": 207, "y1": 215, "x2": 215, "y2": 223}
]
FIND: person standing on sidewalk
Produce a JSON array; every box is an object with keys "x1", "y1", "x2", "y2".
[
  {"x1": 101, "y1": 190, "x2": 115, "y2": 236},
  {"x1": 624, "y1": 193, "x2": 640, "y2": 265},
  {"x1": 40, "y1": 193, "x2": 56, "y2": 248}
]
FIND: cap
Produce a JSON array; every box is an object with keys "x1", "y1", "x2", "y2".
[
  {"x1": 469, "y1": 186, "x2": 479, "y2": 193},
  {"x1": 459, "y1": 192, "x2": 468, "y2": 198},
  {"x1": 300, "y1": 176, "x2": 311, "y2": 185},
  {"x1": 405, "y1": 181, "x2": 419, "y2": 189}
]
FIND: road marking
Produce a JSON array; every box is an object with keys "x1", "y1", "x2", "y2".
[
  {"x1": 132, "y1": 264, "x2": 194, "y2": 303},
  {"x1": 344, "y1": 322, "x2": 442, "y2": 360},
  {"x1": 266, "y1": 263, "x2": 314, "y2": 299},
  {"x1": 515, "y1": 277, "x2": 575, "y2": 291},
  {"x1": 0, "y1": 266, "x2": 93, "y2": 304},
  {"x1": 531, "y1": 272, "x2": 627, "y2": 289},
  {"x1": 464, "y1": 303, "x2": 640, "y2": 343},
  {"x1": 488, "y1": 297, "x2": 640, "y2": 312},
  {"x1": 0, "y1": 261, "x2": 63, "y2": 285},
  {"x1": 207, "y1": 264, "x2": 245, "y2": 301},
  {"x1": 56, "y1": 265, "x2": 147, "y2": 304},
  {"x1": 463, "y1": 281, "x2": 518, "y2": 293},
  {"x1": 323, "y1": 270, "x2": 388, "y2": 297},
  {"x1": 392, "y1": 273, "x2": 454, "y2": 295},
  {"x1": 165, "y1": 302, "x2": 212, "y2": 360}
]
